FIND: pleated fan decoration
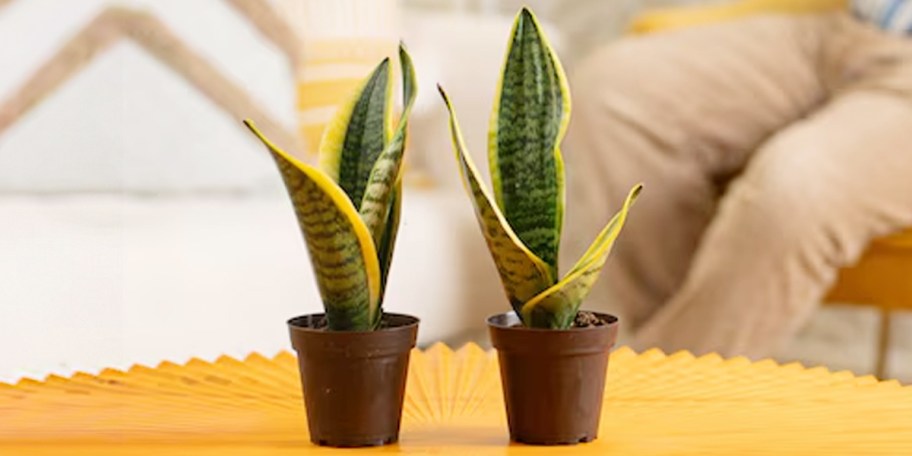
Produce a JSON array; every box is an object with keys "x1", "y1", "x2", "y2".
[{"x1": 1, "y1": 344, "x2": 911, "y2": 455}]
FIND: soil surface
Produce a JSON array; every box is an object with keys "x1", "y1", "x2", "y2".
[
  {"x1": 510, "y1": 311, "x2": 613, "y2": 329},
  {"x1": 572, "y1": 311, "x2": 612, "y2": 328},
  {"x1": 312, "y1": 316, "x2": 328, "y2": 329},
  {"x1": 302, "y1": 314, "x2": 397, "y2": 331}
]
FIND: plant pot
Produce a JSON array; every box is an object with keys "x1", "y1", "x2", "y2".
[
  {"x1": 288, "y1": 312, "x2": 419, "y2": 447},
  {"x1": 487, "y1": 311, "x2": 619, "y2": 445}
]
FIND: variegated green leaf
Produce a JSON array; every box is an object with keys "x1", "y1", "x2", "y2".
[
  {"x1": 440, "y1": 85, "x2": 553, "y2": 315},
  {"x1": 520, "y1": 184, "x2": 642, "y2": 329},
  {"x1": 316, "y1": 76, "x2": 361, "y2": 182},
  {"x1": 488, "y1": 7, "x2": 570, "y2": 277},
  {"x1": 244, "y1": 120, "x2": 381, "y2": 331},
  {"x1": 376, "y1": 180, "x2": 402, "y2": 316},
  {"x1": 318, "y1": 58, "x2": 393, "y2": 208},
  {"x1": 360, "y1": 44, "x2": 417, "y2": 247}
]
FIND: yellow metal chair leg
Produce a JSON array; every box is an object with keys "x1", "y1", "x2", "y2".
[{"x1": 875, "y1": 308, "x2": 891, "y2": 379}]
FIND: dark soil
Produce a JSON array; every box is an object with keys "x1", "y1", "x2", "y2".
[
  {"x1": 297, "y1": 314, "x2": 396, "y2": 331},
  {"x1": 510, "y1": 311, "x2": 613, "y2": 329},
  {"x1": 572, "y1": 311, "x2": 611, "y2": 328}
]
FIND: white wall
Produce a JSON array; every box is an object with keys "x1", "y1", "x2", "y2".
[
  {"x1": 0, "y1": 0, "x2": 295, "y2": 193},
  {"x1": 0, "y1": 0, "x2": 540, "y2": 382}
]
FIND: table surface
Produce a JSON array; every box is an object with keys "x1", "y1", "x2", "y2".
[{"x1": 2, "y1": 344, "x2": 911, "y2": 455}]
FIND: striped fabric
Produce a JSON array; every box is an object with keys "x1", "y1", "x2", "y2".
[
  {"x1": 275, "y1": 0, "x2": 399, "y2": 155},
  {"x1": 853, "y1": 0, "x2": 912, "y2": 33}
]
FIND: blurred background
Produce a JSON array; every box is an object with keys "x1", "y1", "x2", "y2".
[{"x1": 0, "y1": 0, "x2": 909, "y2": 383}]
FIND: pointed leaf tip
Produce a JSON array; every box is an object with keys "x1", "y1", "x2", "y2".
[
  {"x1": 489, "y1": 5, "x2": 568, "y2": 276},
  {"x1": 321, "y1": 57, "x2": 393, "y2": 205}
]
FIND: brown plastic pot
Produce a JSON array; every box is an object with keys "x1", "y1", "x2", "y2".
[
  {"x1": 488, "y1": 311, "x2": 619, "y2": 445},
  {"x1": 288, "y1": 313, "x2": 419, "y2": 447}
]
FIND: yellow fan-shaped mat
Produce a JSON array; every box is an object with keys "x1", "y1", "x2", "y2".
[{"x1": 1, "y1": 344, "x2": 911, "y2": 455}]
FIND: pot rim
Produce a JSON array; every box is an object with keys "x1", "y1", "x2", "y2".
[
  {"x1": 288, "y1": 312, "x2": 420, "y2": 334},
  {"x1": 486, "y1": 311, "x2": 618, "y2": 333}
]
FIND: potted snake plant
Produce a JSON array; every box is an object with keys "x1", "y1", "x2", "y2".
[
  {"x1": 244, "y1": 43, "x2": 418, "y2": 448},
  {"x1": 439, "y1": 8, "x2": 642, "y2": 445}
]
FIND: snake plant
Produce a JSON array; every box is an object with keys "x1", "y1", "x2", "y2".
[
  {"x1": 244, "y1": 44, "x2": 416, "y2": 331},
  {"x1": 439, "y1": 8, "x2": 642, "y2": 329}
]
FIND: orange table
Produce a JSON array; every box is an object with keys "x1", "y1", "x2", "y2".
[{"x1": 2, "y1": 344, "x2": 911, "y2": 455}]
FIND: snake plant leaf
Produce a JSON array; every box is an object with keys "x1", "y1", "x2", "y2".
[
  {"x1": 520, "y1": 184, "x2": 642, "y2": 329},
  {"x1": 360, "y1": 44, "x2": 417, "y2": 247},
  {"x1": 375, "y1": 44, "x2": 416, "y2": 290},
  {"x1": 440, "y1": 85, "x2": 554, "y2": 315},
  {"x1": 378, "y1": 180, "x2": 402, "y2": 286},
  {"x1": 376, "y1": 180, "x2": 402, "y2": 325},
  {"x1": 488, "y1": 7, "x2": 571, "y2": 277},
  {"x1": 244, "y1": 120, "x2": 381, "y2": 331},
  {"x1": 317, "y1": 57, "x2": 394, "y2": 208}
]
